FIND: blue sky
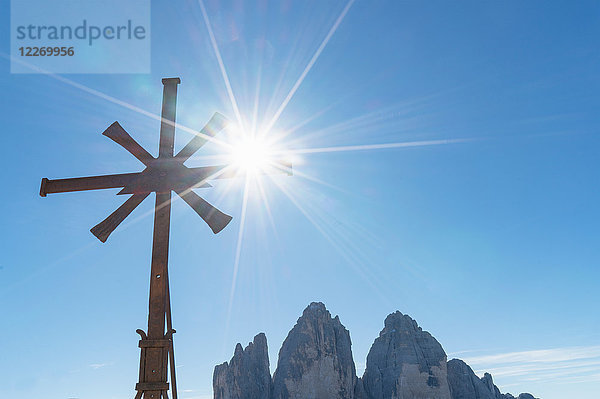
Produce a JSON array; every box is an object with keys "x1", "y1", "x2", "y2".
[{"x1": 1, "y1": 1, "x2": 599, "y2": 399}]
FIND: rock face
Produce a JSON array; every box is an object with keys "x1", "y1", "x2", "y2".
[
  {"x1": 481, "y1": 372, "x2": 504, "y2": 399},
  {"x1": 272, "y1": 302, "x2": 357, "y2": 399},
  {"x1": 213, "y1": 303, "x2": 540, "y2": 399},
  {"x1": 447, "y1": 359, "x2": 495, "y2": 399},
  {"x1": 355, "y1": 377, "x2": 368, "y2": 399},
  {"x1": 362, "y1": 311, "x2": 451, "y2": 399},
  {"x1": 447, "y1": 359, "x2": 538, "y2": 399},
  {"x1": 213, "y1": 333, "x2": 271, "y2": 399},
  {"x1": 500, "y1": 395, "x2": 535, "y2": 399}
]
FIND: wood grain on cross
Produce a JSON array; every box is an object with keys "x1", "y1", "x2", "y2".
[{"x1": 40, "y1": 78, "x2": 291, "y2": 399}]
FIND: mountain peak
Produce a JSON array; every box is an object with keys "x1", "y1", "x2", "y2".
[
  {"x1": 273, "y1": 302, "x2": 357, "y2": 399},
  {"x1": 301, "y1": 301, "x2": 329, "y2": 317},
  {"x1": 214, "y1": 303, "x2": 541, "y2": 399},
  {"x1": 213, "y1": 333, "x2": 271, "y2": 399},
  {"x1": 382, "y1": 310, "x2": 422, "y2": 333},
  {"x1": 363, "y1": 309, "x2": 451, "y2": 398}
]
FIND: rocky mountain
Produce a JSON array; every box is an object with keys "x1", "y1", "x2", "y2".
[
  {"x1": 214, "y1": 333, "x2": 271, "y2": 399},
  {"x1": 213, "y1": 303, "x2": 539, "y2": 399},
  {"x1": 272, "y1": 302, "x2": 357, "y2": 399},
  {"x1": 447, "y1": 359, "x2": 497, "y2": 399},
  {"x1": 362, "y1": 311, "x2": 451, "y2": 399}
]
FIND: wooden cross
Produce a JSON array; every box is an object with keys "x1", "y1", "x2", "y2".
[{"x1": 39, "y1": 78, "x2": 291, "y2": 399}]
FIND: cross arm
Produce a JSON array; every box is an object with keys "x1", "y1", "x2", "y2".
[
  {"x1": 40, "y1": 159, "x2": 291, "y2": 197},
  {"x1": 185, "y1": 160, "x2": 292, "y2": 180},
  {"x1": 176, "y1": 160, "x2": 292, "y2": 188},
  {"x1": 102, "y1": 122, "x2": 155, "y2": 166},
  {"x1": 90, "y1": 193, "x2": 150, "y2": 242},
  {"x1": 175, "y1": 112, "x2": 228, "y2": 163},
  {"x1": 40, "y1": 172, "x2": 141, "y2": 197},
  {"x1": 174, "y1": 189, "x2": 232, "y2": 234}
]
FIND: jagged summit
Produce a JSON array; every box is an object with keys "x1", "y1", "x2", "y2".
[
  {"x1": 447, "y1": 358, "x2": 497, "y2": 399},
  {"x1": 297, "y1": 302, "x2": 342, "y2": 325},
  {"x1": 305, "y1": 301, "x2": 327, "y2": 312},
  {"x1": 214, "y1": 333, "x2": 271, "y2": 399},
  {"x1": 272, "y1": 302, "x2": 356, "y2": 399},
  {"x1": 383, "y1": 310, "x2": 421, "y2": 330},
  {"x1": 363, "y1": 309, "x2": 451, "y2": 399},
  {"x1": 213, "y1": 303, "x2": 539, "y2": 399}
]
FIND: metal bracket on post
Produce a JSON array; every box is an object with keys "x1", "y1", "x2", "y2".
[{"x1": 135, "y1": 328, "x2": 176, "y2": 399}]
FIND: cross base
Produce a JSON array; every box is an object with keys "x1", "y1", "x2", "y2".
[{"x1": 134, "y1": 328, "x2": 175, "y2": 399}]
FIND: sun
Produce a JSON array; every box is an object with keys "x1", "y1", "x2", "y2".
[
  {"x1": 222, "y1": 121, "x2": 294, "y2": 178},
  {"x1": 229, "y1": 137, "x2": 273, "y2": 175}
]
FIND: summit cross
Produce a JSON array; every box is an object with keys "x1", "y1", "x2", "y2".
[{"x1": 40, "y1": 77, "x2": 291, "y2": 399}]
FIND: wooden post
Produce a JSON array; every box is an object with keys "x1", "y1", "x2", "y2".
[{"x1": 141, "y1": 78, "x2": 180, "y2": 399}]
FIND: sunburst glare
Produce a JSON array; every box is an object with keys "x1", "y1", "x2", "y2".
[
  {"x1": 229, "y1": 136, "x2": 272, "y2": 175},
  {"x1": 223, "y1": 123, "x2": 294, "y2": 180}
]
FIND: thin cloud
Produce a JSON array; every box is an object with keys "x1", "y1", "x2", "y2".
[
  {"x1": 181, "y1": 395, "x2": 211, "y2": 399},
  {"x1": 463, "y1": 346, "x2": 600, "y2": 365},
  {"x1": 459, "y1": 345, "x2": 600, "y2": 385},
  {"x1": 88, "y1": 363, "x2": 107, "y2": 370}
]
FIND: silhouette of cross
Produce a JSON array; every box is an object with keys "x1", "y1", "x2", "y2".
[{"x1": 39, "y1": 78, "x2": 291, "y2": 399}]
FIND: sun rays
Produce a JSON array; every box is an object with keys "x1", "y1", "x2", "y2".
[
  {"x1": 192, "y1": 0, "x2": 482, "y2": 345},
  {"x1": 262, "y1": 0, "x2": 356, "y2": 135},
  {"x1": 198, "y1": 0, "x2": 244, "y2": 130},
  {"x1": 225, "y1": 175, "x2": 250, "y2": 331},
  {"x1": 18, "y1": 0, "x2": 482, "y2": 356}
]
